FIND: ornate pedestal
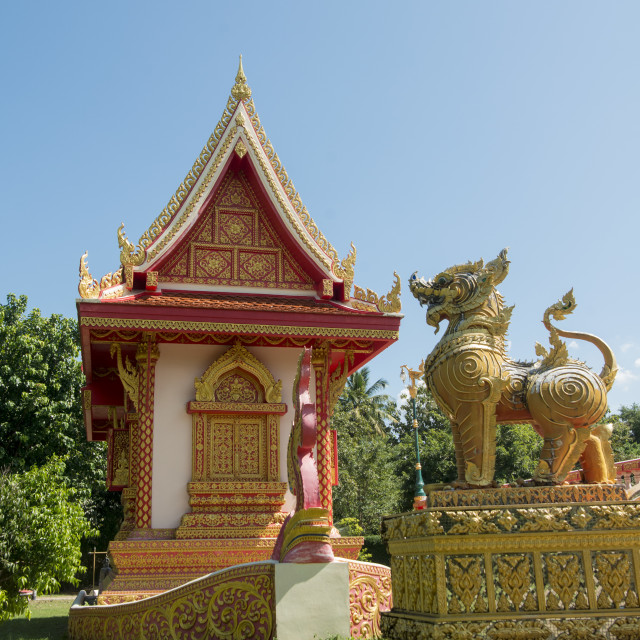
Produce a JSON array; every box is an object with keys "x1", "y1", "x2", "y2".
[
  {"x1": 103, "y1": 533, "x2": 364, "y2": 596},
  {"x1": 381, "y1": 485, "x2": 640, "y2": 639},
  {"x1": 176, "y1": 481, "x2": 288, "y2": 539}
]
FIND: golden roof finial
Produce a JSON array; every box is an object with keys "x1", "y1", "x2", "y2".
[{"x1": 231, "y1": 55, "x2": 252, "y2": 101}]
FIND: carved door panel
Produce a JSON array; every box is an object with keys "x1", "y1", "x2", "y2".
[{"x1": 207, "y1": 416, "x2": 267, "y2": 481}]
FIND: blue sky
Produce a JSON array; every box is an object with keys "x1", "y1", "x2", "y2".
[{"x1": 2, "y1": 1, "x2": 640, "y2": 411}]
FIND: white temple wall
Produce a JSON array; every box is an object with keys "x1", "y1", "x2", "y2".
[{"x1": 152, "y1": 342, "x2": 303, "y2": 529}]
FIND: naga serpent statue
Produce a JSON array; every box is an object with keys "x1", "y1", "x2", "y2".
[{"x1": 409, "y1": 249, "x2": 618, "y2": 487}]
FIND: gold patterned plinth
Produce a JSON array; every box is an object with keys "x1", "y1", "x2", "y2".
[
  {"x1": 176, "y1": 481, "x2": 289, "y2": 539},
  {"x1": 70, "y1": 559, "x2": 392, "y2": 640},
  {"x1": 105, "y1": 533, "x2": 364, "y2": 592},
  {"x1": 381, "y1": 486, "x2": 640, "y2": 640}
]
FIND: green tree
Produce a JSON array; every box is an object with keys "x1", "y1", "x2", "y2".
[
  {"x1": 0, "y1": 458, "x2": 94, "y2": 621},
  {"x1": 337, "y1": 368, "x2": 393, "y2": 436},
  {"x1": 607, "y1": 411, "x2": 640, "y2": 462},
  {"x1": 0, "y1": 295, "x2": 121, "y2": 572},
  {"x1": 332, "y1": 410, "x2": 402, "y2": 534},
  {"x1": 494, "y1": 423, "x2": 542, "y2": 484},
  {"x1": 617, "y1": 403, "x2": 640, "y2": 443}
]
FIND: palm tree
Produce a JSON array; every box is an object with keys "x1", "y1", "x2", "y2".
[{"x1": 338, "y1": 367, "x2": 393, "y2": 436}]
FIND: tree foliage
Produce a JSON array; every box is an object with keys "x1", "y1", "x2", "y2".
[
  {"x1": 0, "y1": 295, "x2": 121, "y2": 580},
  {"x1": 337, "y1": 368, "x2": 394, "y2": 436},
  {"x1": 0, "y1": 295, "x2": 90, "y2": 476},
  {"x1": 332, "y1": 418, "x2": 402, "y2": 532},
  {"x1": 332, "y1": 369, "x2": 402, "y2": 533},
  {"x1": 0, "y1": 458, "x2": 94, "y2": 621}
]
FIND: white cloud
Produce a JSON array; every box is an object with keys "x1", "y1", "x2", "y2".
[
  {"x1": 615, "y1": 367, "x2": 639, "y2": 389},
  {"x1": 568, "y1": 341, "x2": 579, "y2": 349},
  {"x1": 634, "y1": 358, "x2": 640, "y2": 368},
  {"x1": 621, "y1": 343, "x2": 635, "y2": 353}
]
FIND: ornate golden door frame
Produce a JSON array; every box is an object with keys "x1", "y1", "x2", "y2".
[{"x1": 177, "y1": 343, "x2": 288, "y2": 540}]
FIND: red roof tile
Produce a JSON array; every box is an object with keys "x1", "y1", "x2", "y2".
[{"x1": 105, "y1": 291, "x2": 377, "y2": 316}]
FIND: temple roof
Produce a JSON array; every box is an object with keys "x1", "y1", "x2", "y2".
[{"x1": 78, "y1": 58, "x2": 401, "y2": 317}]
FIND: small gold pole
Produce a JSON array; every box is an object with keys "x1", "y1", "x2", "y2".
[{"x1": 400, "y1": 361, "x2": 426, "y2": 510}]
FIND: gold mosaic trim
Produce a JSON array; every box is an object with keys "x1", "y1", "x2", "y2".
[
  {"x1": 427, "y1": 484, "x2": 627, "y2": 507},
  {"x1": 354, "y1": 272, "x2": 402, "y2": 314},
  {"x1": 80, "y1": 316, "x2": 399, "y2": 340},
  {"x1": 69, "y1": 563, "x2": 274, "y2": 640},
  {"x1": 139, "y1": 96, "x2": 239, "y2": 256},
  {"x1": 188, "y1": 401, "x2": 287, "y2": 414},
  {"x1": 144, "y1": 126, "x2": 238, "y2": 262},
  {"x1": 244, "y1": 98, "x2": 338, "y2": 264},
  {"x1": 383, "y1": 502, "x2": 640, "y2": 542},
  {"x1": 382, "y1": 614, "x2": 640, "y2": 640},
  {"x1": 242, "y1": 125, "x2": 334, "y2": 269},
  {"x1": 78, "y1": 252, "x2": 123, "y2": 299}
]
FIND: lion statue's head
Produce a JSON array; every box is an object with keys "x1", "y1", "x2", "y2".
[{"x1": 409, "y1": 249, "x2": 510, "y2": 333}]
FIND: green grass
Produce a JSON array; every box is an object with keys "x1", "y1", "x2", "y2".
[{"x1": 1, "y1": 598, "x2": 73, "y2": 640}]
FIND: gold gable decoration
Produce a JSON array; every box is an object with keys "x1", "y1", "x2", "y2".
[
  {"x1": 353, "y1": 272, "x2": 402, "y2": 313},
  {"x1": 77, "y1": 60, "x2": 401, "y2": 308},
  {"x1": 115, "y1": 57, "x2": 342, "y2": 272},
  {"x1": 194, "y1": 343, "x2": 282, "y2": 404},
  {"x1": 156, "y1": 170, "x2": 315, "y2": 291},
  {"x1": 78, "y1": 252, "x2": 123, "y2": 299}
]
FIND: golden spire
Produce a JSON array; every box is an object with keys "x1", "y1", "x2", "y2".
[{"x1": 231, "y1": 55, "x2": 252, "y2": 101}]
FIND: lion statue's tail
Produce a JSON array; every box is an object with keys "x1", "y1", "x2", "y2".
[{"x1": 543, "y1": 289, "x2": 618, "y2": 392}]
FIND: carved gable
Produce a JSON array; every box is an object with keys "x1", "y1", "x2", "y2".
[{"x1": 157, "y1": 170, "x2": 314, "y2": 291}]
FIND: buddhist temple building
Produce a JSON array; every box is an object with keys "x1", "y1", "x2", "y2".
[{"x1": 76, "y1": 59, "x2": 401, "y2": 598}]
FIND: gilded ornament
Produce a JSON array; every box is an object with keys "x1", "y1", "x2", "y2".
[
  {"x1": 592, "y1": 503, "x2": 640, "y2": 529},
  {"x1": 146, "y1": 125, "x2": 238, "y2": 261},
  {"x1": 68, "y1": 563, "x2": 274, "y2": 640},
  {"x1": 333, "y1": 243, "x2": 356, "y2": 298},
  {"x1": 447, "y1": 509, "x2": 501, "y2": 535},
  {"x1": 353, "y1": 271, "x2": 401, "y2": 313},
  {"x1": 571, "y1": 506, "x2": 593, "y2": 529},
  {"x1": 406, "y1": 511, "x2": 443, "y2": 537},
  {"x1": 555, "y1": 619, "x2": 606, "y2": 640},
  {"x1": 348, "y1": 561, "x2": 392, "y2": 639},
  {"x1": 244, "y1": 98, "x2": 339, "y2": 263},
  {"x1": 78, "y1": 252, "x2": 122, "y2": 299},
  {"x1": 145, "y1": 271, "x2": 158, "y2": 288},
  {"x1": 546, "y1": 553, "x2": 583, "y2": 609},
  {"x1": 234, "y1": 139, "x2": 248, "y2": 158},
  {"x1": 110, "y1": 343, "x2": 139, "y2": 412},
  {"x1": 595, "y1": 552, "x2": 632, "y2": 608},
  {"x1": 230, "y1": 55, "x2": 252, "y2": 101},
  {"x1": 138, "y1": 86, "x2": 238, "y2": 256},
  {"x1": 81, "y1": 315, "x2": 399, "y2": 341},
  {"x1": 194, "y1": 343, "x2": 282, "y2": 403},
  {"x1": 117, "y1": 223, "x2": 146, "y2": 267},
  {"x1": 487, "y1": 620, "x2": 549, "y2": 640},
  {"x1": 496, "y1": 510, "x2": 518, "y2": 531},
  {"x1": 241, "y1": 123, "x2": 337, "y2": 268},
  {"x1": 495, "y1": 554, "x2": 532, "y2": 610},
  {"x1": 519, "y1": 507, "x2": 572, "y2": 532},
  {"x1": 328, "y1": 351, "x2": 354, "y2": 417},
  {"x1": 410, "y1": 249, "x2": 618, "y2": 486},
  {"x1": 447, "y1": 555, "x2": 484, "y2": 612}
]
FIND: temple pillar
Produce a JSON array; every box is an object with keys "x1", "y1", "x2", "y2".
[
  {"x1": 312, "y1": 343, "x2": 333, "y2": 523},
  {"x1": 134, "y1": 335, "x2": 160, "y2": 530}
]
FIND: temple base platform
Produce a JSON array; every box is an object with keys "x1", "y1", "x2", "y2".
[
  {"x1": 381, "y1": 484, "x2": 640, "y2": 640},
  {"x1": 103, "y1": 531, "x2": 364, "y2": 595},
  {"x1": 69, "y1": 559, "x2": 392, "y2": 640}
]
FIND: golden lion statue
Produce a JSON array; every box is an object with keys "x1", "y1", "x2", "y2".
[{"x1": 409, "y1": 249, "x2": 618, "y2": 487}]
